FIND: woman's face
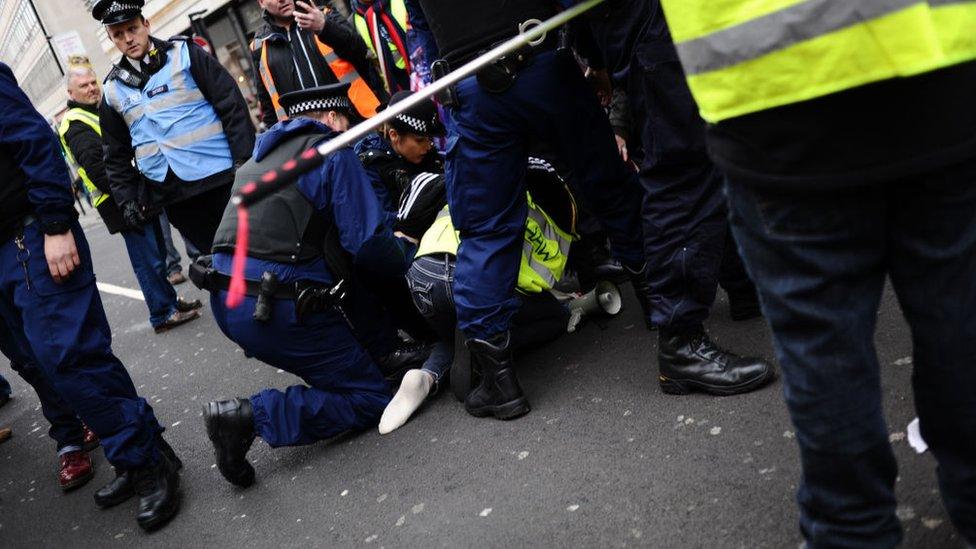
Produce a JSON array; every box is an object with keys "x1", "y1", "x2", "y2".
[{"x1": 389, "y1": 129, "x2": 433, "y2": 164}]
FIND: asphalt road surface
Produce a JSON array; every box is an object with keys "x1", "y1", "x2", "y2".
[{"x1": 0, "y1": 211, "x2": 965, "y2": 548}]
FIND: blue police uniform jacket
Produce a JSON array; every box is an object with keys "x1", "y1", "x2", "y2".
[
  {"x1": 213, "y1": 118, "x2": 390, "y2": 285},
  {"x1": 0, "y1": 63, "x2": 78, "y2": 240},
  {"x1": 103, "y1": 39, "x2": 234, "y2": 183}
]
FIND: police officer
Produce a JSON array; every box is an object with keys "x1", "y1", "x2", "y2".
[
  {"x1": 355, "y1": 90, "x2": 445, "y2": 221},
  {"x1": 415, "y1": 0, "x2": 651, "y2": 419},
  {"x1": 59, "y1": 64, "x2": 202, "y2": 333},
  {"x1": 583, "y1": 0, "x2": 773, "y2": 396},
  {"x1": 95, "y1": 0, "x2": 255, "y2": 255},
  {"x1": 0, "y1": 62, "x2": 181, "y2": 531},
  {"x1": 659, "y1": 1, "x2": 976, "y2": 545},
  {"x1": 201, "y1": 84, "x2": 401, "y2": 487}
]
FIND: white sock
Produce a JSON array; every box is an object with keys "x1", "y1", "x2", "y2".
[{"x1": 378, "y1": 369, "x2": 434, "y2": 435}]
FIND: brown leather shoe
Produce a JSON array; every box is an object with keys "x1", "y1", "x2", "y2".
[
  {"x1": 0, "y1": 427, "x2": 11, "y2": 443},
  {"x1": 153, "y1": 309, "x2": 200, "y2": 334},
  {"x1": 176, "y1": 296, "x2": 202, "y2": 312},
  {"x1": 167, "y1": 272, "x2": 187, "y2": 285},
  {"x1": 59, "y1": 450, "x2": 95, "y2": 491},
  {"x1": 82, "y1": 424, "x2": 100, "y2": 452}
]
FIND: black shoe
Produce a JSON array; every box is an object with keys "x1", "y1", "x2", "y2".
[
  {"x1": 94, "y1": 469, "x2": 133, "y2": 509},
  {"x1": 175, "y1": 297, "x2": 203, "y2": 312},
  {"x1": 132, "y1": 453, "x2": 181, "y2": 532},
  {"x1": 657, "y1": 327, "x2": 774, "y2": 396},
  {"x1": 94, "y1": 436, "x2": 183, "y2": 509},
  {"x1": 727, "y1": 285, "x2": 762, "y2": 321},
  {"x1": 625, "y1": 264, "x2": 656, "y2": 331},
  {"x1": 0, "y1": 394, "x2": 9, "y2": 409},
  {"x1": 203, "y1": 398, "x2": 255, "y2": 487},
  {"x1": 464, "y1": 333, "x2": 530, "y2": 420},
  {"x1": 377, "y1": 342, "x2": 431, "y2": 382}
]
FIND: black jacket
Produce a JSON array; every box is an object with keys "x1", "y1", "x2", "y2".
[
  {"x1": 62, "y1": 100, "x2": 127, "y2": 234},
  {"x1": 99, "y1": 36, "x2": 255, "y2": 212},
  {"x1": 252, "y1": 11, "x2": 386, "y2": 128}
]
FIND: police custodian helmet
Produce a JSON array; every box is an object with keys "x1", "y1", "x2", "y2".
[{"x1": 91, "y1": 0, "x2": 145, "y2": 25}]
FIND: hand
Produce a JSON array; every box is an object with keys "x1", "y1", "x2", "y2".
[
  {"x1": 614, "y1": 134, "x2": 629, "y2": 163},
  {"x1": 585, "y1": 67, "x2": 612, "y2": 108},
  {"x1": 43, "y1": 231, "x2": 81, "y2": 284},
  {"x1": 394, "y1": 230, "x2": 419, "y2": 245},
  {"x1": 295, "y1": 1, "x2": 326, "y2": 34},
  {"x1": 121, "y1": 201, "x2": 148, "y2": 233}
]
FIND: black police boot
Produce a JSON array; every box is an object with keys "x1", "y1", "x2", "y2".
[
  {"x1": 94, "y1": 435, "x2": 183, "y2": 509},
  {"x1": 726, "y1": 284, "x2": 762, "y2": 321},
  {"x1": 657, "y1": 326, "x2": 774, "y2": 396},
  {"x1": 377, "y1": 341, "x2": 432, "y2": 382},
  {"x1": 625, "y1": 264, "x2": 656, "y2": 331},
  {"x1": 132, "y1": 452, "x2": 181, "y2": 532},
  {"x1": 464, "y1": 333, "x2": 530, "y2": 420},
  {"x1": 94, "y1": 470, "x2": 133, "y2": 509},
  {"x1": 203, "y1": 398, "x2": 256, "y2": 487}
]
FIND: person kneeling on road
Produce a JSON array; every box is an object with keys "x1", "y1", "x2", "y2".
[
  {"x1": 198, "y1": 83, "x2": 412, "y2": 487},
  {"x1": 379, "y1": 157, "x2": 575, "y2": 433}
]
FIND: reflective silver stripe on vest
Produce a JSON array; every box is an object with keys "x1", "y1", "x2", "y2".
[
  {"x1": 134, "y1": 121, "x2": 225, "y2": 160},
  {"x1": 522, "y1": 240, "x2": 558, "y2": 287},
  {"x1": 144, "y1": 88, "x2": 206, "y2": 114},
  {"x1": 338, "y1": 71, "x2": 358, "y2": 84},
  {"x1": 675, "y1": 0, "x2": 921, "y2": 76},
  {"x1": 929, "y1": 0, "x2": 973, "y2": 5}
]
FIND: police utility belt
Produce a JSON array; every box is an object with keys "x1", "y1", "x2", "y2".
[
  {"x1": 432, "y1": 22, "x2": 561, "y2": 101},
  {"x1": 188, "y1": 256, "x2": 346, "y2": 323}
]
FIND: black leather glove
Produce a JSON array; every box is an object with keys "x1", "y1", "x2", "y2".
[{"x1": 121, "y1": 201, "x2": 148, "y2": 234}]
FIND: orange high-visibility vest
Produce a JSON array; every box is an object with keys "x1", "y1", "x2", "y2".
[{"x1": 253, "y1": 31, "x2": 380, "y2": 121}]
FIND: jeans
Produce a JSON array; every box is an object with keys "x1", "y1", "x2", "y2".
[
  {"x1": 121, "y1": 217, "x2": 178, "y2": 328},
  {"x1": 159, "y1": 211, "x2": 183, "y2": 275},
  {"x1": 726, "y1": 156, "x2": 976, "y2": 548},
  {"x1": 406, "y1": 255, "x2": 570, "y2": 380}
]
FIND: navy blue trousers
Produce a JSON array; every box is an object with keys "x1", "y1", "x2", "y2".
[
  {"x1": 0, "y1": 317, "x2": 84, "y2": 450},
  {"x1": 446, "y1": 49, "x2": 645, "y2": 339},
  {"x1": 0, "y1": 221, "x2": 161, "y2": 469},
  {"x1": 727, "y1": 156, "x2": 976, "y2": 547},
  {"x1": 627, "y1": 36, "x2": 743, "y2": 329},
  {"x1": 211, "y1": 293, "x2": 391, "y2": 447}
]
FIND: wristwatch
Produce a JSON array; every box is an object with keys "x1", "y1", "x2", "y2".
[{"x1": 41, "y1": 220, "x2": 72, "y2": 235}]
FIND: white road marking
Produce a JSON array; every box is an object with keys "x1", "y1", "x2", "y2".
[{"x1": 96, "y1": 282, "x2": 144, "y2": 301}]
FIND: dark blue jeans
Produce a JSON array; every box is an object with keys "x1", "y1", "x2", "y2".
[
  {"x1": 726, "y1": 157, "x2": 976, "y2": 548},
  {"x1": 406, "y1": 254, "x2": 570, "y2": 380},
  {"x1": 121, "y1": 217, "x2": 179, "y2": 328}
]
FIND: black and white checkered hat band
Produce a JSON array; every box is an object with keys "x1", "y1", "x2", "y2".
[
  {"x1": 395, "y1": 114, "x2": 427, "y2": 134},
  {"x1": 286, "y1": 97, "x2": 350, "y2": 117},
  {"x1": 105, "y1": 2, "x2": 140, "y2": 15}
]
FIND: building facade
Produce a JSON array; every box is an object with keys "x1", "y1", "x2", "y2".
[{"x1": 0, "y1": 0, "x2": 271, "y2": 122}]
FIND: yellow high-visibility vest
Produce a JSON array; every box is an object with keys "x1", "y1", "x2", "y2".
[
  {"x1": 416, "y1": 192, "x2": 575, "y2": 294},
  {"x1": 659, "y1": 0, "x2": 976, "y2": 122},
  {"x1": 58, "y1": 107, "x2": 108, "y2": 207}
]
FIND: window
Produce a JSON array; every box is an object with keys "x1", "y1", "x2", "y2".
[
  {"x1": 21, "y1": 51, "x2": 61, "y2": 105},
  {"x1": 0, "y1": 0, "x2": 39, "y2": 62}
]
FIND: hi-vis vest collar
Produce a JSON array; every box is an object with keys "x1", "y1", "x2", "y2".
[{"x1": 660, "y1": 0, "x2": 976, "y2": 122}]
